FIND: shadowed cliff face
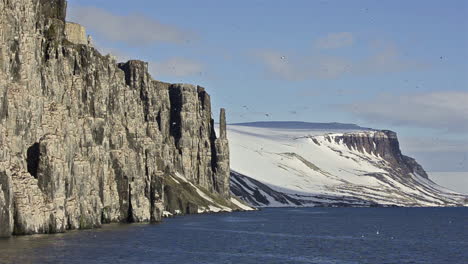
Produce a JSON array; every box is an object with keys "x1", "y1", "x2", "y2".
[
  {"x1": 0, "y1": 0, "x2": 233, "y2": 237},
  {"x1": 327, "y1": 131, "x2": 429, "y2": 178},
  {"x1": 38, "y1": 0, "x2": 67, "y2": 21}
]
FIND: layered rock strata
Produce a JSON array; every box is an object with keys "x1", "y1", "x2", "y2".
[
  {"x1": 0, "y1": 0, "x2": 236, "y2": 237},
  {"x1": 325, "y1": 131, "x2": 429, "y2": 178}
]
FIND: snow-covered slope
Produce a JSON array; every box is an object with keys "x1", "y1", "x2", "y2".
[{"x1": 226, "y1": 123, "x2": 467, "y2": 207}]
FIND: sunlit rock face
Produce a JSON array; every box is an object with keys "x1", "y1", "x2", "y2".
[
  {"x1": 64, "y1": 22, "x2": 87, "y2": 45},
  {"x1": 0, "y1": 0, "x2": 234, "y2": 237}
]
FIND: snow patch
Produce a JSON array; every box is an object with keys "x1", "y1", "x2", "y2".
[
  {"x1": 230, "y1": 197, "x2": 255, "y2": 211},
  {"x1": 162, "y1": 211, "x2": 173, "y2": 217}
]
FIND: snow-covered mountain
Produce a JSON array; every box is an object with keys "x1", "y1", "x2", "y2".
[{"x1": 227, "y1": 122, "x2": 467, "y2": 207}]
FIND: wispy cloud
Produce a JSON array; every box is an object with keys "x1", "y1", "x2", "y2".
[
  {"x1": 67, "y1": 6, "x2": 196, "y2": 46},
  {"x1": 344, "y1": 91, "x2": 468, "y2": 133},
  {"x1": 150, "y1": 57, "x2": 204, "y2": 78},
  {"x1": 355, "y1": 42, "x2": 426, "y2": 74},
  {"x1": 82, "y1": 41, "x2": 205, "y2": 78},
  {"x1": 67, "y1": 5, "x2": 204, "y2": 78},
  {"x1": 314, "y1": 32, "x2": 354, "y2": 49},
  {"x1": 255, "y1": 36, "x2": 427, "y2": 81}
]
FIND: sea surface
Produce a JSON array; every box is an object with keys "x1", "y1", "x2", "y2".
[{"x1": 0, "y1": 207, "x2": 467, "y2": 264}]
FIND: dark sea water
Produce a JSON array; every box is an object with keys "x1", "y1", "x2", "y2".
[{"x1": 0, "y1": 207, "x2": 467, "y2": 264}]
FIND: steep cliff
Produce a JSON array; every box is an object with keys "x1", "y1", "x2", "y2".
[
  {"x1": 0, "y1": 0, "x2": 244, "y2": 238},
  {"x1": 227, "y1": 123, "x2": 467, "y2": 207},
  {"x1": 325, "y1": 130, "x2": 429, "y2": 179}
]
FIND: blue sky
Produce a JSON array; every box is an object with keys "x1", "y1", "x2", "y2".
[{"x1": 67, "y1": 0, "x2": 468, "y2": 172}]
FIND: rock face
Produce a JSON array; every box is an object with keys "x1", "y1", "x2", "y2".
[
  {"x1": 0, "y1": 0, "x2": 235, "y2": 237},
  {"x1": 64, "y1": 22, "x2": 87, "y2": 45},
  {"x1": 325, "y1": 131, "x2": 429, "y2": 178}
]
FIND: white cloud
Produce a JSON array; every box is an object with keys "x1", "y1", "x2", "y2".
[
  {"x1": 314, "y1": 32, "x2": 354, "y2": 49},
  {"x1": 78, "y1": 39, "x2": 204, "y2": 78},
  {"x1": 356, "y1": 43, "x2": 426, "y2": 74},
  {"x1": 255, "y1": 40, "x2": 428, "y2": 81},
  {"x1": 345, "y1": 91, "x2": 468, "y2": 133},
  {"x1": 66, "y1": 6, "x2": 204, "y2": 79},
  {"x1": 67, "y1": 6, "x2": 196, "y2": 45},
  {"x1": 255, "y1": 51, "x2": 297, "y2": 80},
  {"x1": 255, "y1": 50, "x2": 353, "y2": 80},
  {"x1": 150, "y1": 57, "x2": 204, "y2": 77}
]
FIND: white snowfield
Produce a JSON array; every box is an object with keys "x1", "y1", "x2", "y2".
[{"x1": 226, "y1": 124, "x2": 467, "y2": 207}]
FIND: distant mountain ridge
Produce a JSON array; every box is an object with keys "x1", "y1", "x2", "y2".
[{"x1": 230, "y1": 121, "x2": 374, "y2": 130}]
